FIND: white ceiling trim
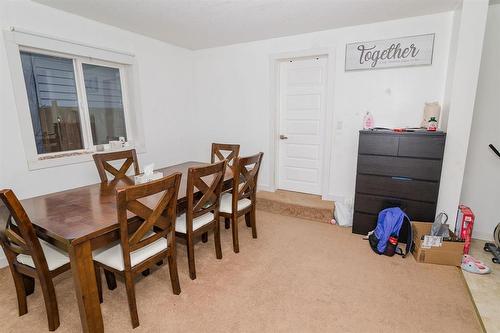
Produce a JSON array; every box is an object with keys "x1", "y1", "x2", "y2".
[{"x1": 33, "y1": 0, "x2": 462, "y2": 50}]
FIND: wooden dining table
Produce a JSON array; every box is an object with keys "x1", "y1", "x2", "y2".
[{"x1": 20, "y1": 161, "x2": 233, "y2": 333}]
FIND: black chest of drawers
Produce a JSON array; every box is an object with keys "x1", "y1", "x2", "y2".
[{"x1": 352, "y1": 130, "x2": 446, "y2": 239}]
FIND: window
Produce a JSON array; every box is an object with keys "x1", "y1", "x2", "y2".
[
  {"x1": 20, "y1": 50, "x2": 129, "y2": 156},
  {"x1": 83, "y1": 64, "x2": 127, "y2": 145},
  {"x1": 20, "y1": 52, "x2": 84, "y2": 154}
]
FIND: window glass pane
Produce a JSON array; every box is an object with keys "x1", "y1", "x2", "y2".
[
  {"x1": 82, "y1": 64, "x2": 127, "y2": 145},
  {"x1": 20, "y1": 52, "x2": 84, "y2": 154}
]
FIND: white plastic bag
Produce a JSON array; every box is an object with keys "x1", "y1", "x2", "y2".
[{"x1": 333, "y1": 198, "x2": 354, "y2": 227}]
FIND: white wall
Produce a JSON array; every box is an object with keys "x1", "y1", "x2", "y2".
[
  {"x1": 190, "y1": 12, "x2": 455, "y2": 203},
  {"x1": 0, "y1": 0, "x2": 194, "y2": 199},
  {"x1": 436, "y1": 0, "x2": 489, "y2": 230},
  {"x1": 461, "y1": 4, "x2": 500, "y2": 241}
]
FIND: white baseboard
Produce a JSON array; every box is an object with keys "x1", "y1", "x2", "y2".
[
  {"x1": 257, "y1": 184, "x2": 275, "y2": 192},
  {"x1": 472, "y1": 232, "x2": 493, "y2": 242}
]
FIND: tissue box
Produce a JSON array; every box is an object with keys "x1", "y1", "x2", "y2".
[{"x1": 134, "y1": 172, "x2": 163, "y2": 185}]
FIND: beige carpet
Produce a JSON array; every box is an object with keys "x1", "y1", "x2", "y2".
[{"x1": 0, "y1": 211, "x2": 481, "y2": 332}]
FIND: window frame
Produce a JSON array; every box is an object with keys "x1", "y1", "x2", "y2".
[{"x1": 4, "y1": 29, "x2": 145, "y2": 170}]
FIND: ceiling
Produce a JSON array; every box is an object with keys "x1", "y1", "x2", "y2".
[{"x1": 33, "y1": 0, "x2": 462, "y2": 50}]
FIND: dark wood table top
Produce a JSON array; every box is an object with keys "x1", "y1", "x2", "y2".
[{"x1": 21, "y1": 161, "x2": 232, "y2": 247}]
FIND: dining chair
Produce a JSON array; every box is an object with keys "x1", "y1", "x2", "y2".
[
  {"x1": 92, "y1": 148, "x2": 142, "y2": 289},
  {"x1": 210, "y1": 143, "x2": 240, "y2": 230},
  {"x1": 211, "y1": 143, "x2": 240, "y2": 166},
  {"x1": 93, "y1": 173, "x2": 182, "y2": 329},
  {"x1": 175, "y1": 160, "x2": 227, "y2": 280},
  {"x1": 0, "y1": 189, "x2": 71, "y2": 331},
  {"x1": 219, "y1": 152, "x2": 264, "y2": 253},
  {"x1": 92, "y1": 149, "x2": 140, "y2": 183}
]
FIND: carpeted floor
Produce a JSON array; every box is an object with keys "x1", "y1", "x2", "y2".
[{"x1": 0, "y1": 211, "x2": 481, "y2": 332}]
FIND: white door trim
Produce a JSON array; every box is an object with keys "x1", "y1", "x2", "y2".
[{"x1": 267, "y1": 48, "x2": 336, "y2": 199}]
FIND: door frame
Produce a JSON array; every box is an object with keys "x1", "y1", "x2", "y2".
[{"x1": 268, "y1": 48, "x2": 336, "y2": 200}]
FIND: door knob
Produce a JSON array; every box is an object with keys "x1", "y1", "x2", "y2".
[{"x1": 279, "y1": 134, "x2": 288, "y2": 140}]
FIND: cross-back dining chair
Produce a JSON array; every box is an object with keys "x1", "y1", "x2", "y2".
[
  {"x1": 92, "y1": 173, "x2": 182, "y2": 329},
  {"x1": 92, "y1": 149, "x2": 140, "y2": 183},
  {"x1": 211, "y1": 143, "x2": 240, "y2": 229},
  {"x1": 211, "y1": 143, "x2": 240, "y2": 167},
  {"x1": 175, "y1": 160, "x2": 227, "y2": 280},
  {"x1": 219, "y1": 152, "x2": 264, "y2": 253},
  {"x1": 0, "y1": 189, "x2": 71, "y2": 331}
]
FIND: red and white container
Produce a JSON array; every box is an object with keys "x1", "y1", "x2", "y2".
[{"x1": 455, "y1": 205, "x2": 475, "y2": 254}]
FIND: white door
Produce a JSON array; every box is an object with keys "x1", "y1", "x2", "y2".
[{"x1": 278, "y1": 56, "x2": 328, "y2": 195}]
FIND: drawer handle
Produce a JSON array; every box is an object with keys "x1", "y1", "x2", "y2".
[{"x1": 391, "y1": 176, "x2": 413, "y2": 181}]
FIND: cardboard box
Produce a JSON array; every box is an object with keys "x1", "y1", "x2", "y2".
[{"x1": 412, "y1": 221, "x2": 464, "y2": 266}]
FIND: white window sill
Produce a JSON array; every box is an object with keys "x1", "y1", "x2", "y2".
[{"x1": 27, "y1": 143, "x2": 146, "y2": 170}]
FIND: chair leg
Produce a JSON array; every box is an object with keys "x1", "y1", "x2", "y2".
[
  {"x1": 245, "y1": 213, "x2": 251, "y2": 227},
  {"x1": 167, "y1": 252, "x2": 181, "y2": 295},
  {"x1": 23, "y1": 275, "x2": 35, "y2": 296},
  {"x1": 124, "y1": 272, "x2": 139, "y2": 329},
  {"x1": 141, "y1": 269, "x2": 150, "y2": 277},
  {"x1": 104, "y1": 269, "x2": 117, "y2": 290},
  {"x1": 94, "y1": 264, "x2": 103, "y2": 304},
  {"x1": 201, "y1": 232, "x2": 208, "y2": 243},
  {"x1": 231, "y1": 214, "x2": 239, "y2": 253},
  {"x1": 10, "y1": 269, "x2": 28, "y2": 316},
  {"x1": 214, "y1": 223, "x2": 222, "y2": 260},
  {"x1": 38, "y1": 275, "x2": 60, "y2": 331},
  {"x1": 250, "y1": 208, "x2": 257, "y2": 239},
  {"x1": 224, "y1": 217, "x2": 230, "y2": 229},
  {"x1": 186, "y1": 234, "x2": 196, "y2": 280}
]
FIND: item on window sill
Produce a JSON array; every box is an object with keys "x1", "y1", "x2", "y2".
[
  {"x1": 420, "y1": 101, "x2": 441, "y2": 128},
  {"x1": 427, "y1": 116, "x2": 438, "y2": 131},
  {"x1": 109, "y1": 140, "x2": 123, "y2": 150},
  {"x1": 134, "y1": 163, "x2": 163, "y2": 184},
  {"x1": 362, "y1": 111, "x2": 374, "y2": 130},
  {"x1": 95, "y1": 144, "x2": 105, "y2": 152}
]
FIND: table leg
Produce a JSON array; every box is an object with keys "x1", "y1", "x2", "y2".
[{"x1": 69, "y1": 240, "x2": 104, "y2": 333}]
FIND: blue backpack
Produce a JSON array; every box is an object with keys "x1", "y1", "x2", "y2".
[{"x1": 368, "y1": 207, "x2": 413, "y2": 257}]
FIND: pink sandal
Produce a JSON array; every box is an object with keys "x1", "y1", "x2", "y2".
[{"x1": 461, "y1": 255, "x2": 491, "y2": 274}]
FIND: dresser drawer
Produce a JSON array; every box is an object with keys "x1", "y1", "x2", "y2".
[
  {"x1": 354, "y1": 194, "x2": 437, "y2": 221},
  {"x1": 398, "y1": 135, "x2": 445, "y2": 159},
  {"x1": 357, "y1": 155, "x2": 443, "y2": 181},
  {"x1": 358, "y1": 134, "x2": 399, "y2": 156},
  {"x1": 355, "y1": 175, "x2": 439, "y2": 202}
]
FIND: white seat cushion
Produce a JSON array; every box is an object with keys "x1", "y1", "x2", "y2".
[
  {"x1": 176, "y1": 212, "x2": 214, "y2": 234},
  {"x1": 219, "y1": 193, "x2": 252, "y2": 214},
  {"x1": 16, "y1": 239, "x2": 69, "y2": 271},
  {"x1": 93, "y1": 231, "x2": 167, "y2": 271}
]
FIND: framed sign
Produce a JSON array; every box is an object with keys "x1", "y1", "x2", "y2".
[{"x1": 345, "y1": 33, "x2": 435, "y2": 71}]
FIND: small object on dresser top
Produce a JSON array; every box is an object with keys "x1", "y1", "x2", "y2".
[
  {"x1": 427, "y1": 116, "x2": 438, "y2": 131},
  {"x1": 362, "y1": 111, "x2": 374, "y2": 129}
]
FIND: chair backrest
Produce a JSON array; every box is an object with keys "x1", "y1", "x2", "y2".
[
  {"x1": 116, "y1": 173, "x2": 181, "y2": 271},
  {"x1": 93, "y1": 149, "x2": 140, "y2": 183},
  {"x1": 185, "y1": 161, "x2": 227, "y2": 233},
  {"x1": 231, "y1": 152, "x2": 264, "y2": 207},
  {"x1": 211, "y1": 143, "x2": 240, "y2": 167},
  {"x1": 0, "y1": 189, "x2": 51, "y2": 274}
]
